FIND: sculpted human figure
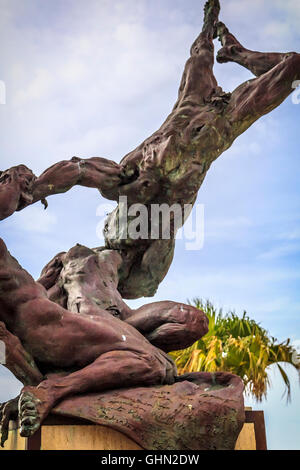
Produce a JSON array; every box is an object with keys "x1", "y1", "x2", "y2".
[
  {"x1": 0, "y1": 237, "x2": 210, "y2": 437},
  {"x1": 0, "y1": 0, "x2": 299, "y2": 443}
]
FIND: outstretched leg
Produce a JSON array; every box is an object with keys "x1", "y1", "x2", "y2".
[
  {"x1": 19, "y1": 348, "x2": 175, "y2": 437},
  {"x1": 126, "y1": 301, "x2": 208, "y2": 352},
  {"x1": 216, "y1": 22, "x2": 297, "y2": 77},
  {"x1": 225, "y1": 50, "x2": 300, "y2": 138},
  {"x1": 174, "y1": 0, "x2": 220, "y2": 108}
]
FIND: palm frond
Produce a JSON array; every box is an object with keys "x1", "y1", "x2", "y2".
[{"x1": 170, "y1": 298, "x2": 299, "y2": 402}]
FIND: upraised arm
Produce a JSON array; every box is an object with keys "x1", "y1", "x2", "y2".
[
  {"x1": 0, "y1": 156, "x2": 123, "y2": 221},
  {"x1": 32, "y1": 156, "x2": 123, "y2": 203}
]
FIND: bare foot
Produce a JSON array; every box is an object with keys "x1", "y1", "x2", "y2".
[
  {"x1": 19, "y1": 386, "x2": 54, "y2": 437},
  {"x1": 216, "y1": 22, "x2": 244, "y2": 63},
  {"x1": 217, "y1": 44, "x2": 243, "y2": 63},
  {"x1": 216, "y1": 21, "x2": 230, "y2": 44},
  {"x1": 203, "y1": 0, "x2": 220, "y2": 37}
]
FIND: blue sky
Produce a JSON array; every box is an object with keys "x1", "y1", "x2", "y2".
[{"x1": 0, "y1": 0, "x2": 300, "y2": 449}]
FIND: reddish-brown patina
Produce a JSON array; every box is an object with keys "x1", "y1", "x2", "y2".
[{"x1": 1, "y1": 0, "x2": 299, "y2": 449}]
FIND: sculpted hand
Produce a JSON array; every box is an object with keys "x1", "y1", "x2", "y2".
[{"x1": 0, "y1": 396, "x2": 19, "y2": 447}]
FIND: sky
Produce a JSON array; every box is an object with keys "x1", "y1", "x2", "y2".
[{"x1": 0, "y1": 0, "x2": 300, "y2": 450}]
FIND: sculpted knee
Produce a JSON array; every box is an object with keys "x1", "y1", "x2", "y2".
[
  {"x1": 142, "y1": 352, "x2": 173, "y2": 385},
  {"x1": 283, "y1": 52, "x2": 300, "y2": 72},
  {"x1": 169, "y1": 303, "x2": 209, "y2": 342},
  {"x1": 191, "y1": 309, "x2": 208, "y2": 341},
  {"x1": 185, "y1": 305, "x2": 208, "y2": 342}
]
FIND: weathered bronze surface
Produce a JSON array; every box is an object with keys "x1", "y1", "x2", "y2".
[
  {"x1": 52, "y1": 372, "x2": 245, "y2": 450},
  {"x1": 1, "y1": 0, "x2": 298, "y2": 449}
]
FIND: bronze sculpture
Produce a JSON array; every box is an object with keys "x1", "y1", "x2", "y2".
[{"x1": 0, "y1": 0, "x2": 299, "y2": 449}]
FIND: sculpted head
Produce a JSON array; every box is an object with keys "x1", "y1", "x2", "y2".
[{"x1": 0, "y1": 165, "x2": 36, "y2": 209}]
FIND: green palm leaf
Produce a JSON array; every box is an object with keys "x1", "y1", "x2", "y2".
[{"x1": 170, "y1": 299, "x2": 300, "y2": 402}]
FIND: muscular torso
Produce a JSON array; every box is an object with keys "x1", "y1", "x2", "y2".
[
  {"x1": 119, "y1": 100, "x2": 234, "y2": 208},
  {"x1": 0, "y1": 241, "x2": 173, "y2": 371},
  {"x1": 102, "y1": 99, "x2": 235, "y2": 297}
]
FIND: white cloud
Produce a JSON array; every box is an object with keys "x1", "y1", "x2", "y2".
[
  {"x1": 205, "y1": 216, "x2": 253, "y2": 240},
  {"x1": 0, "y1": 0, "x2": 197, "y2": 174},
  {"x1": 13, "y1": 68, "x2": 54, "y2": 106},
  {"x1": 278, "y1": 229, "x2": 300, "y2": 241},
  {"x1": 4, "y1": 205, "x2": 57, "y2": 234},
  {"x1": 258, "y1": 243, "x2": 300, "y2": 260},
  {"x1": 292, "y1": 339, "x2": 300, "y2": 348}
]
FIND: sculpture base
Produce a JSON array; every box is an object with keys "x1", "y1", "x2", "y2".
[
  {"x1": 0, "y1": 410, "x2": 266, "y2": 450},
  {"x1": 1, "y1": 372, "x2": 252, "y2": 450}
]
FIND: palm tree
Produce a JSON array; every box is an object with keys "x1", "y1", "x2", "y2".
[{"x1": 170, "y1": 299, "x2": 300, "y2": 402}]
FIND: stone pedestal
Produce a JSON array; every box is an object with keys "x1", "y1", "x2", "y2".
[
  {"x1": 2, "y1": 372, "x2": 266, "y2": 450},
  {"x1": 0, "y1": 410, "x2": 266, "y2": 450}
]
